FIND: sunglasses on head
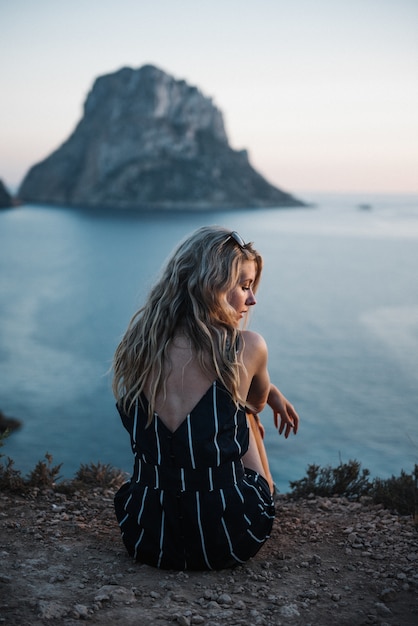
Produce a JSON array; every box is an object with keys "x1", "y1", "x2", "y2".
[{"x1": 224, "y1": 231, "x2": 247, "y2": 249}]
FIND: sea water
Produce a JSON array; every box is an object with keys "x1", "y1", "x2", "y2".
[{"x1": 1, "y1": 193, "x2": 417, "y2": 493}]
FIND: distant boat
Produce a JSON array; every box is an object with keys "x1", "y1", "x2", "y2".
[{"x1": 357, "y1": 203, "x2": 373, "y2": 211}]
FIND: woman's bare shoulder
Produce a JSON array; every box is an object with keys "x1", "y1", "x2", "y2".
[{"x1": 240, "y1": 330, "x2": 268, "y2": 354}]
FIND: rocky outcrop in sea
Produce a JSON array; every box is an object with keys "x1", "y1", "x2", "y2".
[
  {"x1": 0, "y1": 409, "x2": 21, "y2": 434},
  {"x1": 18, "y1": 65, "x2": 304, "y2": 210},
  {"x1": 0, "y1": 179, "x2": 13, "y2": 209}
]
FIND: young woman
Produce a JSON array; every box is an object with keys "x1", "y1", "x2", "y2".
[{"x1": 112, "y1": 226, "x2": 299, "y2": 570}]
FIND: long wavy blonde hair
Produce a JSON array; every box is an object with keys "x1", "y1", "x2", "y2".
[{"x1": 112, "y1": 225, "x2": 263, "y2": 423}]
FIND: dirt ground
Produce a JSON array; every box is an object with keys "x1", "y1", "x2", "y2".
[{"x1": 0, "y1": 487, "x2": 417, "y2": 626}]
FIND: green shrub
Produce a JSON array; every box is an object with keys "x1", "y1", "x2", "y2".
[
  {"x1": 0, "y1": 455, "x2": 27, "y2": 493},
  {"x1": 289, "y1": 460, "x2": 417, "y2": 519},
  {"x1": 289, "y1": 459, "x2": 371, "y2": 500},
  {"x1": 27, "y1": 453, "x2": 62, "y2": 489},
  {"x1": 371, "y1": 466, "x2": 417, "y2": 516},
  {"x1": 1, "y1": 432, "x2": 125, "y2": 494},
  {"x1": 73, "y1": 461, "x2": 126, "y2": 488},
  {"x1": 0, "y1": 430, "x2": 26, "y2": 492}
]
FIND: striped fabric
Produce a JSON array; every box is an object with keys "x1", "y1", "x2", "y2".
[{"x1": 114, "y1": 381, "x2": 275, "y2": 570}]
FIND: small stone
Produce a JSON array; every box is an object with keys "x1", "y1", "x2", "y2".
[
  {"x1": 309, "y1": 554, "x2": 322, "y2": 564},
  {"x1": 380, "y1": 588, "x2": 397, "y2": 602},
  {"x1": 319, "y1": 499, "x2": 332, "y2": 510},
  {"x1": 234, "y1": 599, "x2": 246, "y2": 610},
  {"x1": 207, "y1": 600, "x2": 220, "y2": 610},
  {"x1": 73, "y1": 604, "x2": 89, "y2": 619},
  {"x1": 51, "y1": 504, "x2": 65, "y2": 512},
  {"x1": 172, "y1": 593, "x2": 188, "y2": 603},
  {"x1": 38, "y1": 600, "x2": 69, "y2": 620},
  {"x1": 94, "y1": 585, "x2": 136, "y2": 605},
  {"x1": 374, "y1": 602, "x2": 392, "y2": 616},
  {"x1": 94, "y1": 590, "x2": 110, "y2": 602},
  {"x1": 0, "y1": 574, "x2": 12, "y2": 583},
  {"x1": 217, "y1": 593, "x2": 232, "y2": 604},
  {"x1": 280, "y1": 604, "x2": 300, "y2": 618}
]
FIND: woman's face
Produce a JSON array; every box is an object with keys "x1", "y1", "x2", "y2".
[{"x1": 227, "y1": 260, "x2": 257, "y2": 327}]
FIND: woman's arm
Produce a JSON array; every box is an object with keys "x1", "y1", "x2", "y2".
[
  {"x1": 267, "y1": 384, "x2": 300, "y2": 438},
  {"x1": 241, "y1": 331, "x2": 271, "y2": 414},
  {"x1": 241, "y1": 331, "x2": 300, "y2": 438}
]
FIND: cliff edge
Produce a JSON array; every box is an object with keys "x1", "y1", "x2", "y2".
[
  {"x1": 0, "y1": 489, "x2": 416, "y2": 625},
  {"x1": 18, "y1": 65, "x2": 304, "y2": 210}
]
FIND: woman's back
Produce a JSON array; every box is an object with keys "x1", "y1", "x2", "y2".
[{"x1": 144, "y1": 334, "x2": 216, "y2": 433}]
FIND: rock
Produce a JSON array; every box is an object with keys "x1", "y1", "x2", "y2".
[
  {"x1": 207, "y1": 600, "x2": 221, "y2": 610},
  {"x1": 0, "y1": 179, "x2": 13, "y2": 209},
  {"x1": 279, "y1": 603, "x2": 300, "y2": 618},
  {"x1": 379, "y1": 588, "x2": 397, "y2": 602},
  {"x1": 0, "y1": 573, "x2": 12, "y2": 583},
  {"x1": 234, "y1": 599, "x2": 246, "y2": 610},
  {"x1": 18, "y1": 64, "x2": 305, "y2": 210},
  {"x1": 300, "y1": 589, "x2": 319, "y2": 600},
  {"x1": 94, "y1": 584, "x2": 136, "y2": 604},
  {"x1": 309, "y1": 554, "x2": 322, "y2": 564},
  {"x1": 374, "y1": 601, "x2": 392, "y2": 616},
  {"x1": 217, "y1": 593, "x2": 232, "y2": 604},
  {"x1": 37, "y1": 600, "x2": 69, "y2": 619},
  {"x1": 0, "y1": 409, "x2": 22, "y2": 433},
  {"x1": 73, "y1": 603, "x2": 90, "y2": 619}
]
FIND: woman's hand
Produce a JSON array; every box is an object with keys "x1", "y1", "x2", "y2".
[{"x1": 268, "y1": 384, "x2": 300, "y2": 438}]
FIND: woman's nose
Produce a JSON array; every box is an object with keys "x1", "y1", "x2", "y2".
[{"x1": 246, "y1": 290, "x2": 257, "y2": 306}]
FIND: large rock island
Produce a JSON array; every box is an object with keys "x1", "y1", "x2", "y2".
[
  {"x1": 19, "y1": 65, "x2": 304, "y2": 210},
  {"x1": 0, "y1": 179, "x2": 13, "y2": 209}
]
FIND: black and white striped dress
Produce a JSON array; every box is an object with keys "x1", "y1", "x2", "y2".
[{"x1": 114, "y1": 380, "x2": 275, "y2": 570}]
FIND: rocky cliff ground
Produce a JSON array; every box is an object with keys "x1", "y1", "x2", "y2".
[
  {"x1": 18, "y1": 65, "x2": 304, "y2": 210},
  {"x1": 1, "y1": 487, "x2": 416, "y2": 625}
]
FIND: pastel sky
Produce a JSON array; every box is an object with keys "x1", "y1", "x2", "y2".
[{"x1": 1, "y1": 0, "x2": 417, "y2": 195}]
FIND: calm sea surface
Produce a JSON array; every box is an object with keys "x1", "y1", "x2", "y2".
[{"x1": 1, "y1": 193, "x2": 417, "y2": 492}]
